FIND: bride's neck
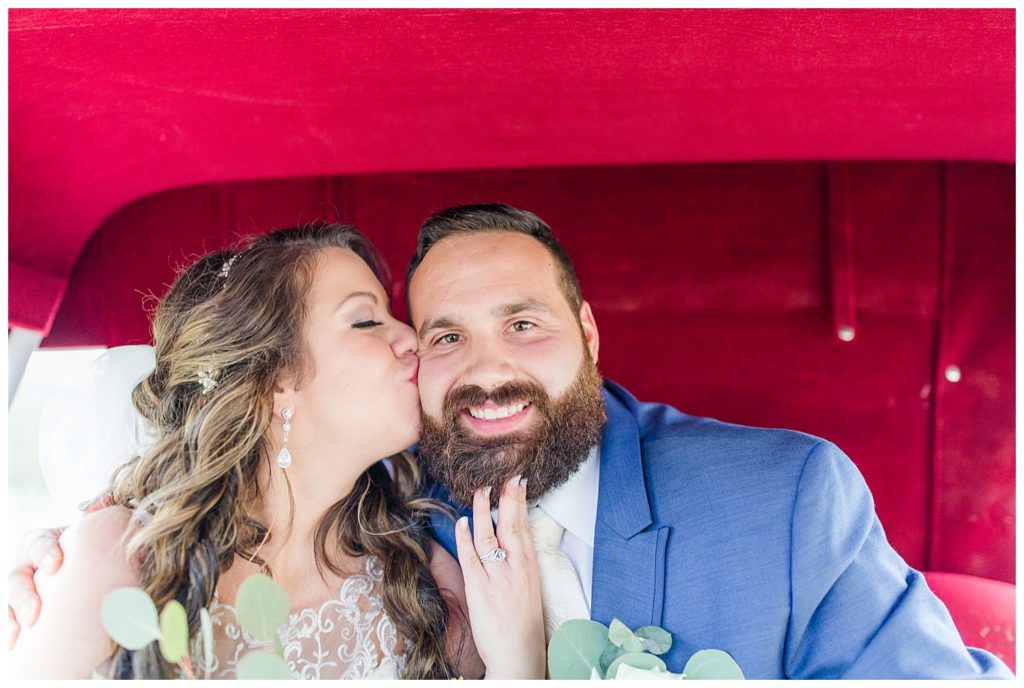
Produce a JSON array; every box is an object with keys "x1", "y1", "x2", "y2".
[{"x1": 244, "y1": 447, "x2": 369, "y2": 574}]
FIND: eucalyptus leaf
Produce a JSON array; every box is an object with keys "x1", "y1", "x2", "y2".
[
  {"x1": 615, "y1": 663, "x2": 682, "y2": 680},
  {"x1": 235, "y1": 574, "x2": 290, "y2": 643},
  {"x1": 635, "y1": 625, "x2": 673, "y2": 655},
  {"x1": 606, "y1": 651, "x2": 667, "y2": 679},
  {"x1": 683, "y1": 648, "x2": 746, "y2": 680},
  {"x1": 547, "y1": 619, "x2": 611, "y2": 680},
  {"x1": 599, "y1": 643, "x2": 627, "y2": 674},
  {"x1": 274, "y1": 634, "x2": 285, "y2": 659},
  {"x1": 237, "y1": 651, "x2": 296, "y2": 679},
  {"x1": 623, "y1": 636, "x2": 643, "y2": 653},
  {"x1": 608, "y1": 618, "x2": 634, "y2": 649},
  {"x1": 100, "y1": 587, "x2": 160, "y2": 650},
  {"x1": 158, "y1": 600, "x2": 189, "y2": 663},
  {"x1": 200, "y1": 608, "x2": 214, "y2": 673}
]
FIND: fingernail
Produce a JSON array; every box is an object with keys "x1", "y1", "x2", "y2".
[
  {"x1": 507, "y1": 474, "x2": 521, "y2": 488},
  {"x1": 457, "y1": 516, "x2": 469, "y2": 529},
  {"x1": 482, "y1": 486, "x2": 492, "y2": 498},
  {"x1": 519, "y1": 475, "x2": 528, "y2": 487}
]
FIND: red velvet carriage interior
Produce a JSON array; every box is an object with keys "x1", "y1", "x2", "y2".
[{"x1": 8, "y1": 9, "x2": 1015, "y2": 669}]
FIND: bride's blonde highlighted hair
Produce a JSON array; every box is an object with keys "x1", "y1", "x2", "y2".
[{"x1": 106, "y1": 224, "x2": 458, "y2": 678}]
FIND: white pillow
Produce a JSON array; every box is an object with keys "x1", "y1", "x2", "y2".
[{"x1": 38, "y1": 345, "x2": 157, "y2": 509}]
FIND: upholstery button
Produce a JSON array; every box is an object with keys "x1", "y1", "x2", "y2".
[{"x1": 944, "y1": 365, "x2": 962, "y2": 383}]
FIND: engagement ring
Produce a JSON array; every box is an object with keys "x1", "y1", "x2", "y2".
[{"x1": 479, "y1": 547, "x2": 507, "y2": 564}]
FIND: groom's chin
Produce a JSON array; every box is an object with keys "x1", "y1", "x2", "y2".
[{"x1": 419, "y1": 443, "x2": 531, "y2": 508}]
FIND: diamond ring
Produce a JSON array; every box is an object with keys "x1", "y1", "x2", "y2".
[{"x1": 479, "y1": 547, "x2": 507, "y2": 564}]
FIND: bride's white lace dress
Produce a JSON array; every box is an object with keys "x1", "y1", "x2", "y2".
[{"x1": 191, "y1": 556, "x2": 408, "y2": 679}]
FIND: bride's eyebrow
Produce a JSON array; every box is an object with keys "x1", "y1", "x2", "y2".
[{"x1": 334, "y1": 291, "x2": 379, "y2": 313}]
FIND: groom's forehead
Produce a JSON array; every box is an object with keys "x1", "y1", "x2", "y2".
[{"x1": 408, "y1": 232, "x2": 564, "y2": 321}]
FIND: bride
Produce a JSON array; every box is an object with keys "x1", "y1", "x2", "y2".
[{"x1": 8, "y1": 223, "x2": 545, "y2": 679}]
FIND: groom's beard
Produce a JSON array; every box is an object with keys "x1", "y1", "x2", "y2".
[{"x1": 417, "y1": 353, "x2": 607, "y2": 507}]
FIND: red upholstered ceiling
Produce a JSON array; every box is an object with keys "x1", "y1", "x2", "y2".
[
  {"x1": 7, "y1": 8, "x2": 1016, "y2": 335},
  {"x1": 44, "y1": 162, "x2": 1015, "y2": 583},
  {"x1": 7, "y1": 9, "x2": 1015, "y2": 585}
]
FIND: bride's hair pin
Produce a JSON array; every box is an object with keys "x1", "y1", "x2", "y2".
[
  {"x1": 197, "y1": 366, "x2": 218, "y2": 395},
  {"x1": 219, "y1": 253, "x2": 240, "y2": 282}
]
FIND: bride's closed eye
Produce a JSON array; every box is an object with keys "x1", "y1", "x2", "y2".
[{"x1": 353, "y1": 320, "x2": 384, "y2": 329}]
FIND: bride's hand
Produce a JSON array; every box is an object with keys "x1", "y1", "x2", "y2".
[{"x1": 455, "y1": 475, "x2": 546, "y2": 680}]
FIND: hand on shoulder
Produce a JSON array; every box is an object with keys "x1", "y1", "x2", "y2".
[{"x1": 9, "y1": 505, "x2": 140, "y2": 679}]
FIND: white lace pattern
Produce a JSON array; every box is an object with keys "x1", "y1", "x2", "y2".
[{"x1": 190, "y1": 556, "x2": 408, "y2": 679}]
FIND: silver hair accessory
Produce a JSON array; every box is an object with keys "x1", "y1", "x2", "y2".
[
  {"x1": 219, "y1": 253, "x2": 239, "y2": 281},
  {"x1": 277, "y1": 407, "x2": 293, "y2": 468},
  {"x1": 197, "y1": 366, "x2": 218, "y2": 395},
  {"x1": 479, "y1": 546, "x2": 507, "y2": 564}
]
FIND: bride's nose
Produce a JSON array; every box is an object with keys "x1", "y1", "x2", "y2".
[{"x1": 390, "y1": 321, "x2": 418, "y2": 358}]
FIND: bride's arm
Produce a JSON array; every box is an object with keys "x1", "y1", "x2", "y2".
[
  {"x1": 428, "y1": 539, "x2": 487, "y2": 679},
  {"x1": 8, "y1": 506, "x2": 139, "y2": 678}
]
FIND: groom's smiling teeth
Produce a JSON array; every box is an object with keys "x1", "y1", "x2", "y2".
[{"x1": 468, "y1": 402, "x2": 530, "y2": 420}]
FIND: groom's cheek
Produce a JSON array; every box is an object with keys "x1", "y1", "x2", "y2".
[{"x1": 415, "y1": 354, "x2": 457, "y2": 422}]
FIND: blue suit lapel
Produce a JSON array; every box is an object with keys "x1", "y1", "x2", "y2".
[
  {"x1": 591, "y1": 383, "x2": 670, "y2": 629},
  {"x1": 426, "y1": 480, "x2": 470, "y2": 561}
]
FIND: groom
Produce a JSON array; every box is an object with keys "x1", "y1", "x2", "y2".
[
  {"x1": 404, "y1": 204, "x2": 1011, "y2": 679},
  {"x1": 8, "y1": 203, "x2": 1014, "y2": 678}
]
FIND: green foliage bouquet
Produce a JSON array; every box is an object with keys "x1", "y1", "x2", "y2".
[
  {"x1": 99, "y1": 574, "x2": 295, "y2": 679},
  {"x1": 548, "y1": 618, "x2": 745, "y2": 680}
]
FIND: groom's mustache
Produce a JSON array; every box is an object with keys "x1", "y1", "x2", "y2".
[
  {"x1": 418, "y1": 358, "x2": 607, "y2": 508},
  {"x1": 442, "y1": 380, "x2": 550, "y2": 425}
]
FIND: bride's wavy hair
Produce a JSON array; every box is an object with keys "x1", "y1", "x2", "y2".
[{"x1": 106, "y1": 223, "x2": 458, "y2": 679}]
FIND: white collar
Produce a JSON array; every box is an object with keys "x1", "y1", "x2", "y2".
[{"x1": 536, "y1": 445, "x2": 600, "y2": 548}]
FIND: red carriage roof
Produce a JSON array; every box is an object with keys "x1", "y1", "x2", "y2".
[{"x1": 8, "y1": 8, "x2": 1015, "y2": 335}]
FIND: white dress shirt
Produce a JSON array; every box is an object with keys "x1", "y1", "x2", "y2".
[{"x1": 496, "y1": 446, "x2": 600, "y2": 607}]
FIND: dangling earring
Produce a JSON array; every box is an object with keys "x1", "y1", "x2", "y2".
[{"x1": 277, "y1": 407, "x2": 293, "y2": 468}]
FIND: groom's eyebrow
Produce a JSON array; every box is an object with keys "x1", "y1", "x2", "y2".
[
  {"x1": 418, "y1": 316, "x2": 458, "y2": 341},
  {"x1": 494, "y1": 299, "x2": 553, "y2": 318},
  {"x1": 418, "y1": 299, "x2": 555, "y2": 340}
]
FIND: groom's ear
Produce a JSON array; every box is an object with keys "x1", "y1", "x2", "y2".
[{"x1": 579, "y1": 301, "x2": 600, "y2": 364}]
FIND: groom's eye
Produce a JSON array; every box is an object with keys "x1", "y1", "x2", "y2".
[
  {"x1": 509, "y1": 321, "x2": 535, "y2": 332},
  {"x1": 435, "y1": 333, "x2": 461, "y2": 345}
]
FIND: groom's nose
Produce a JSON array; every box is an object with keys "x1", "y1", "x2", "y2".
[{"x1": 461, "y1": 337, "x2": 517, "y2": 391}]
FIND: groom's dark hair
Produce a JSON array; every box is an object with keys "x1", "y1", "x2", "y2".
[{"x1": 405, "y1": 203, "x2": 583, "y2": 313}]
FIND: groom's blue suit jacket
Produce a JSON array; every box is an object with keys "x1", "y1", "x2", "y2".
[{"x1": 427, "y1": 380, "x2": 1012, "y2": 679}]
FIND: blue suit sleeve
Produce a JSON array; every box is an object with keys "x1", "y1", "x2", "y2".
[{"x1": 784, "y1": 441, "x2": 1013, "y2": 679}]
